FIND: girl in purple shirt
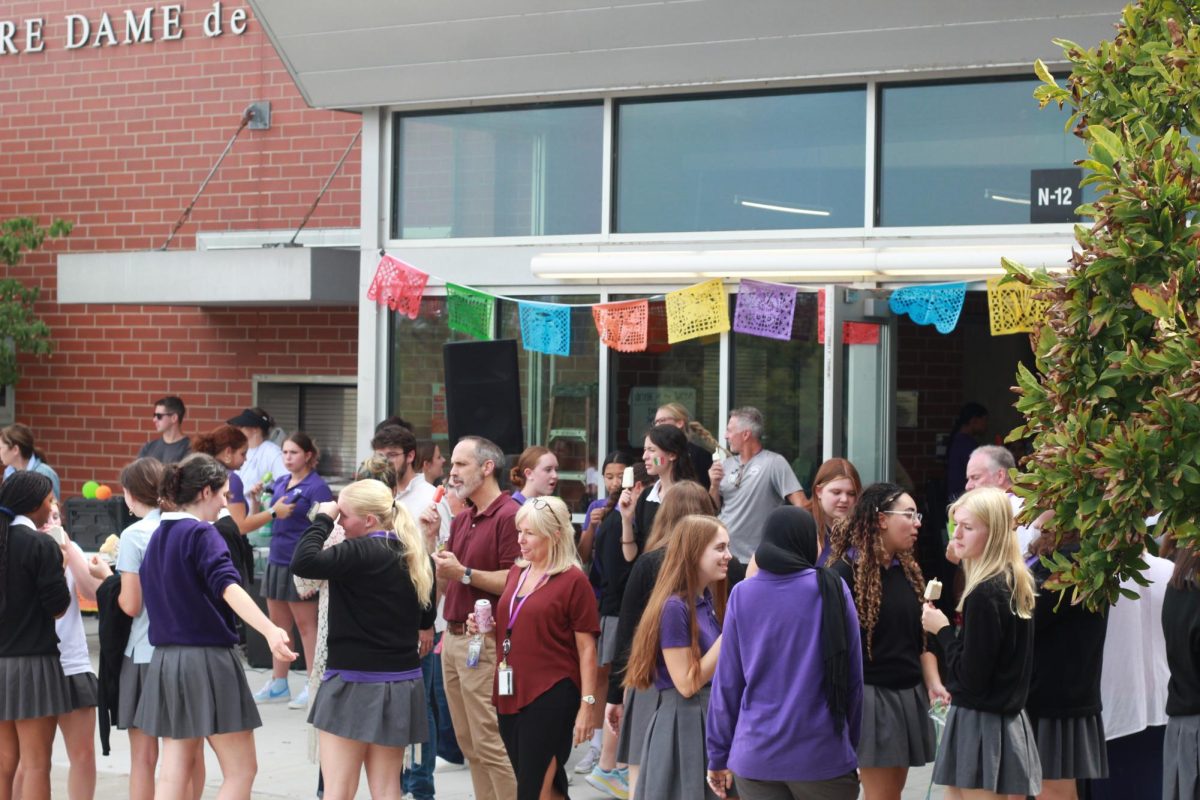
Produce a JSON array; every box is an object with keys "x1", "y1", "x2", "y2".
[
  {"x1": 135, "y1": 453, "x2": 296, "y2": 800},
  {"x1": 625, "y1": 514, "x2": 731, "y2": 800}
]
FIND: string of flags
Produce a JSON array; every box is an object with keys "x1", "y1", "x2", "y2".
[{"x1": 367, "y1": 253, "x2": 1047, "y2": 356}]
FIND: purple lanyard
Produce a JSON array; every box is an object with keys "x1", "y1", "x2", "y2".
[
  {"x1": 368, "y1": 531, "x2": 398, "y2": 541},
  {"x1": 503, "y1": 568, "x2": 550, "y2": 657}
]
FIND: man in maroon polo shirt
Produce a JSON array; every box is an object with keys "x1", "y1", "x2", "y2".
[{"x1": 421, "y1": 435, "x2": 519, "y2": 800}]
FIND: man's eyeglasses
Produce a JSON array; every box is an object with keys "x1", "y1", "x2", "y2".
[
  {"x1": 881, "y1": 510, "x2": 923, "y2": 523},
  {"x1": 153, "y1": 413, "x2": 171, "y2": 420}
]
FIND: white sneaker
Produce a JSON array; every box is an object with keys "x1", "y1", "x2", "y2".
[
  {"x1": 287, "y1": 685, "x2": 310, "y2": 709},
  {"x1": 573, "y1": 744, "x2": 600, "y2": 774},
  {"x1": 252, "y1": 678, "x2": 290, "y2": 704},
  {"x1": 435, "y1": 757, "x2": 467, "y2": 772}
]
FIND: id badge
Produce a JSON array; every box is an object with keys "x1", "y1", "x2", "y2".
[
  {"x1": 497, "y1": 665, "x2": 514, "y2": 696},
  {"x1": 466, "y1": 637, "x2": 482, "y2": 668}
]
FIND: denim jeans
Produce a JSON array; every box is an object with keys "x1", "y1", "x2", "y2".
[
  {"x1": 430, "y1": 634, "x2": 464, "y2": 763},
  {"x1": 402, "y1": 640, "x2": 440, "y2": 800}
]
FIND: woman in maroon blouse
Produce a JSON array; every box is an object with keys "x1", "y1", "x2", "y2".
[{"x1": 471, "y1": 495, "x2": 600, "y2": 800}]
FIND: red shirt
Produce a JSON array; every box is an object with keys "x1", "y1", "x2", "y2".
[
  {"x1": 444, "y1": 492, "x2": 521, "y2": 623},
  {"x1": 492, "y1": 564, "x2": 600, "y2": 714}
]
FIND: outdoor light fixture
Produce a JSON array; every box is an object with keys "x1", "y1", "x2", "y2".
[{"x1": 984, "y1": 189, "x2": 1031, "y2": 206}]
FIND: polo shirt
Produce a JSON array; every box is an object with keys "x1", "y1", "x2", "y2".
[
  {"x1": 268, "y1": 470, "x2": 333, "y2": 566},
  {"x1": 443, "y1": 491, "x2": 521, "y2": 623},
  {"x1": 717, "y1": 449, "x2": 802, "y2": 563}
]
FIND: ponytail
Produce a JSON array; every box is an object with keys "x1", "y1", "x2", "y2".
[{"x1": 338, "y1": 479, "x2": 434, "y2": 608}]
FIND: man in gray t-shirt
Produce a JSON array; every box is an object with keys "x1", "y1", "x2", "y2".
[
  {"x1": 709, "y1": 406, "x2": 807, "y2": 563},
  {"x1": 137, "y1": 395, "x2": 191, "y2": 464}
]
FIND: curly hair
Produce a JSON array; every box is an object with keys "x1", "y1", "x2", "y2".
[{"x1": 826, "y1": 482, "x2": 925, "y2": 660}]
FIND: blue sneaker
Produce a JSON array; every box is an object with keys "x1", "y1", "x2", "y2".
[
  {"x1": 253, "y1": 677, "x2": 290, "y2": 704},
  {"x1": 585, "y1": 766, "x2": 629, "y2": 799}
]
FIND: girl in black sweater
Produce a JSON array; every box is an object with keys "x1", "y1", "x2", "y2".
[
  {"x1": 292, "y1": 478, "x2": 435, "y2": 800},
  {"x1": 1024, "y1": 529, "x2": 1109, "y2": 799},
  {"x1": 921, "y1": 486, "x2": 1040, "y2": 799},
  {"x1": 1162, "y1": 541, "x2": 1200, "y2": 800},
  {"x1": 0, "y1": 473, "x2": 69, "y2": 800}
]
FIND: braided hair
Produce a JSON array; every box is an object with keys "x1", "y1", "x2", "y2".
[
  {"x1": 0, "y1": 471, "x2": 55, "y2": 616},
  {"x1": 826, "y1": 482, "x2": 926, "y2": 659}
]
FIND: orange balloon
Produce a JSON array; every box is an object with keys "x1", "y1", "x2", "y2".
[{"x1": 95, "y1": 485, "x2": 113, "y2": 501}]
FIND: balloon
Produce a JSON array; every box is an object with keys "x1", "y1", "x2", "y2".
[
  {"x1": 82, "y1": 481, "x2": 99, "y2": 500},
  {"x1": 95, "y1": 485, "x2": 112, "y2": 501}
]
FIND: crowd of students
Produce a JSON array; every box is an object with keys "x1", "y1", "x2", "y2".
[{"x1": 2, "y1": 400, "x2": 1200, "y2": 800}]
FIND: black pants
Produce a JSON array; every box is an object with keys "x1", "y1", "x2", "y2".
[{"x1": 498, "y1": 678, "x2": 579, "y2": 800}]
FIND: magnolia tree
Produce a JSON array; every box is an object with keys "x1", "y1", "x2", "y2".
[
  {"x1": 1003, "y1": 0, "x2": 1200, "y2": 608},
  {"x1": 0, "y1": 217, "x2": 72, "y2": 387}
]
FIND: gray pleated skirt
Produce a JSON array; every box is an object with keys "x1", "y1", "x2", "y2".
[
  {"x1": 597, "y1": 615, "x2": 620, "y2": 666},
  {"x1": 260, "y1": 561, "x2": 312, "y2": 602},
  {"x1": 308, "y1": 674, "x2": 428, "y2": 748},
  {"x1": 132, "y1": 645, "x2": 262, "y2": 738},
  {"x1": 932, "y1": 705, "x2": 1042, "y2": 795},
  {"x1": 637, "y1": 686, "x2": 716, "y2": 800},
  {"x1": 64, "y1": 671, "x2": 99, "y2": 711},
  {"x1": 858, "y1": 683, "x2": 937, "y2": 768},
  {"x1": 0, "y1": 654, "x2": 71, "y2": 721},
  {"x1": 616, "y1": 684, "x2": 662, "y2": 765},
  {"x1": 1030, "y1": 712, "x2": 1109, "y2": 780},
  {"x1": 117, "y1": 657, "x2": 150, "y2": 730},
  {"x1": 1164, "y1": 714, "x2": 1200, "y2": 800}
]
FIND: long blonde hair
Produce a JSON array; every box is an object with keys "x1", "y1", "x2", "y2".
[
  {"x1": 951, "y1": 487, "x2": 1035, "y2": 618},
  {"x1": 515, "y1": 496, "x2": 579, "y2": 575},
  {"x1": 338, "y1": 479, "x2": 433, "y2": 607}
]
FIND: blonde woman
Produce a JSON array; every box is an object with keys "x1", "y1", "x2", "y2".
[
  {"x1": 291, "y1": 479, "x2": 435, "y2": 800},
  {"x1": 921, "y1": 487, "x2": 1040, "y2": 799},
  {"x1": 470, "y1": 496, "x2": 599, "y2": 800}
]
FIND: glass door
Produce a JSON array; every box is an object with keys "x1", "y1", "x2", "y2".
[{"x1": 822, "y1": 286, "x2": 897, "y2": 485}]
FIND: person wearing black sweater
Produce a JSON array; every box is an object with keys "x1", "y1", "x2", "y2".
[
  {"x1": 292, "y1": 479, "x2": 436, "y2": 800},
  {"x1": 616, "y1": 425, "x2": 698, "y2": 566},
  {"x1": 1025, "y1": 538, "x2": 1109, "y2": 798},
  {"x1": 921, "y1": 486, "x2": 1040, "y2": 798},
  {"x1": 1162, "y1": 542, "x2": 1200, "y2": 800},
  {"x1": 827, "y1": 483, "x2": 944, "y2": 800},
  {"x1": 0, "y1": 473, "x2": 69, "y2": 800},
  {"x1": 604, "y1": 482, "x2": 738, "y2": 798}
]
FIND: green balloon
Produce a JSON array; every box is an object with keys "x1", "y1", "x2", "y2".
[{"x1": 82, "y1": 480, "x2": 99, "y2": 499}]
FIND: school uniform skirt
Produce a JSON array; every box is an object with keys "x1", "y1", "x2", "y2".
[
  {"x1": 597, "y1": 615, "x2": 620, "y2": 667},
  {"x1": 1029, "y1": 712, "x2": 1108, "y2": 780},
  {"x1": 638, "y1": 686, "x2": 717, "y2": 800},
  {"x1": 117, "y1": 657, "x2": 150, "y2": 730},
  {"x1": 309, "y1": 673, "x2": 427, "y2": 748},
  {"x1": 616, "y1": 684, "x2": 662, "y2": 765},
  {"x1": 261, "y1": 562, "x2": 313, "y2": 603},
  {"x1": 63, "y1": 671, "x2": 99, "y2": 712},
  {"x1": 0, "y1": 654, "x2": 71, "y2": 721},
  {"x1": 1163, "y1": 714, "x2": 1200, "y2": 800},
  {"x1": 932, "y1": 705, "x2": 1041, "y2": 795},
  {"x1": 132, "y1": 645, "x2": 261, "y2": 738},
  {"x1": 858, "y1": 683, "x2": 937, "y2": 768}
]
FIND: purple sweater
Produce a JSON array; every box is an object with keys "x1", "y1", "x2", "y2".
[
  {"x1": 706, "y1": 569, "x2": 863, "y2": 781},
  {"x1": 141, "y1": 514, "x2": 243, "y2": 647}
]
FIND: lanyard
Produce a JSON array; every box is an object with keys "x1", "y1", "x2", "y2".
[
  {"x1": 367, "y1": 531, "x2": 399, "y2": 540},
  {"x1": 503, "y1": 567, "x2": 550, "y2": 658}
]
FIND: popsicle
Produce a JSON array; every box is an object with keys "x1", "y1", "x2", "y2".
[
  {"x1": 924, "y1": 578, "x2": 943, "y2": 601},
  {"x1": 622, "y1": 466, "x2": 635, "y2": 488},
  {"x1": 434, "y1": 485, "x2": 446, "y2": 503}
]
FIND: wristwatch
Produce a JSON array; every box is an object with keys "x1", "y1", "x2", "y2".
[
  {"x1": 270, "y1": 509, "x2": 277, "y2": 519},
  {"x1": 460, "y1": 567, "x2": 473, "y2": 585},
  {"x1": 582, "y1": 695, "x2": 596, "y2": 705}
]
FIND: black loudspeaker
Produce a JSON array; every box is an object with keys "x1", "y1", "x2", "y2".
[{"x1": 443, "y1": 339, "x2": 524, "y2": 455}]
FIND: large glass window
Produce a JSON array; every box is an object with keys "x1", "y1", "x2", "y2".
[
  {"x1": 394, "y1": 104, "x2": 603, "y2": 239},
  {"x1": 729, "y1": 291, "x2": 824, "y2": 492},
  {"x1": 388, "y1": 295, "x2": 599, "y2": 513},
  {"x1": 878, "y1": 78, "x2": 1090, "y2": 226},
  {"x1": 615, "y1": 89, "x2": 867, "y2": 233}
]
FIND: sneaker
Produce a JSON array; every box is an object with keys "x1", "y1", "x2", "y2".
[
  {"x1": 573, "y1": 744, "x2": 600, "y2": 774},
  {"x1": 435, "y1": 757, "x2": 466, "y2": 772},
  {"x1": 253, "y1": 678, "x2": 290, "y2": 704},
  {"x1": 585, "y1": 766, "x2": 629, "y2": 799},
  {"x1": 288, "y1": 685, "x2": 310, "y2": 709}
]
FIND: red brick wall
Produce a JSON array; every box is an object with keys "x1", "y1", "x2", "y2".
[{"x1": 0, "y1": 1, "x2": 361, "y2": 491}]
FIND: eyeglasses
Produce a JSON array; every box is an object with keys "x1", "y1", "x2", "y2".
[
  {"x1": 653, "y1": 417, "x2": 678, "y2": 426},
  {"x1": 881, "y1": 510, "x2": 923, "y2": 523},
  {"x1": 153, "y1": 413, "x2": 171, "y2": 420},
  {"x1": 733, "y1": 464, "x2": 746, "y2": 489}
]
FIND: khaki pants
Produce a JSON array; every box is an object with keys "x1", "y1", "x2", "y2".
[{"x1": 442, "y1": 630, "x2": 516, "y2": 800}]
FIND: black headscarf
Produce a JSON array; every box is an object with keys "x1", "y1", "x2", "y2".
[{"x1": 754, "y1": 506, "x2": 851, "y2": 734}]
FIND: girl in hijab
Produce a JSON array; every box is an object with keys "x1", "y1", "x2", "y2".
[{"x1": 706, "y1": 506, "x2": 863, "y2": 799}]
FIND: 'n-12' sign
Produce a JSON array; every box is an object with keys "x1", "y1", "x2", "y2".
[{"x1": 1030, "y1": 168, "x2": 1083, "y2": 224}]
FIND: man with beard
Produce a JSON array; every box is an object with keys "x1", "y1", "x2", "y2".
[{"x1": 420, "y1": 436, "x2": 519, "y2": 800}]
